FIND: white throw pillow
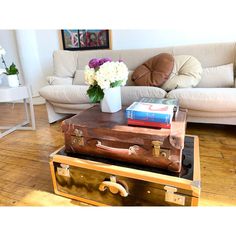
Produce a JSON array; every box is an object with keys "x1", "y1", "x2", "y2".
[
  {"x1": 196, "y1": 63, "x2": 234, "y2": 88},
  {"x1": 161, "y1": 55, "x2": 203, "y2": 91}
]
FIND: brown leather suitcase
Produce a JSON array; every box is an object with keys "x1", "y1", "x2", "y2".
[{"x1": 61, "y1": 105, "x2": 187, "y2": 172}]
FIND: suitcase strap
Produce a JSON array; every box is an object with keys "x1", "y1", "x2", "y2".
[{"x1": 96, "y1": 141, "x2": 140, "y2": 156}]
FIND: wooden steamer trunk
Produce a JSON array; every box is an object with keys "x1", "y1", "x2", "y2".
[
  {"x1": 61, "y1": 106, "x2": 187, "y2": 173},
  {"x1": 49, "y1": 136, "x2": 201, "y2": 206}
]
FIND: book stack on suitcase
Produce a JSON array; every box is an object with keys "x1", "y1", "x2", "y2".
[{"x1": 126, "y1": 98, "x2": 179, "y2": 129}]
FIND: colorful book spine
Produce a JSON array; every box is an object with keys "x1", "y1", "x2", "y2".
[
  {"x1": 127, "y1": 119, "x2": 171, "y2": 129},
  {"x1": 126, "y1": 109, "x2": 172, "y2": 124}
]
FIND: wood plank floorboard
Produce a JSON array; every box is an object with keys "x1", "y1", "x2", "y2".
[{"x1": 0, "y1": 103, "x2": 236, "y2": 206}]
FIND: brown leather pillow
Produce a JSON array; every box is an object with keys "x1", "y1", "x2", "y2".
[{"x1": 132, "y1": 53, "x2": 174, "y2": 86}]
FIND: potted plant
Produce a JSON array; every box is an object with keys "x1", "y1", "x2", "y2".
[{"x1": 0, "y1": 45, "x2": 20, "y2": 88}]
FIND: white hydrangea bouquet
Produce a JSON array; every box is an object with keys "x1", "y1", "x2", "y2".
[{"x1": 85, "y1": 58, "x2": 128, "y2": 103}]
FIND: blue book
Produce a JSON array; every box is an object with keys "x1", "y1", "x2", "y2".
[{"x1": 126, "y1": 101, "x2": 174, "y2": 124}]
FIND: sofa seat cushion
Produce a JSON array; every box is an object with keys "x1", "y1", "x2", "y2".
[
  {"x1": 187, "y1": 109, "x2": 236, "y2": 118},
  {"x1": 162, "y1": 55, "x2": 202, "y2": 91},
  {"x1": 131, "y1": 53, "x2": 174, "y2": 87},
  {"x1": 51, "y1": 102, "x2": 94, "y2": 111},
  {"x1": 39, "y1": 85, "x2": 166, "y2": 105},
  {"x1": 39, "y1": 85, "x2": 91, "y2": 104},
  {"x1": 167, "y1": 88, "x2": 236, "y2": 112}
]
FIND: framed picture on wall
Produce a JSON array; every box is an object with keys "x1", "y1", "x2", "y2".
[{"x1": 61, "y1": 30, "x2": 111, "y2": 50}]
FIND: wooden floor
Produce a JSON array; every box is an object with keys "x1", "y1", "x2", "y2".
[{"x1": 0, "y1": 103, "x2": 235, "y2": 206}]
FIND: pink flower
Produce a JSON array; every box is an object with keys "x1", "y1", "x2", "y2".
[
  {"x1": 89, "y1": 58, "x2": 112, "y2": 68},
  {"x1": 89, "y1": 58, "x2": 100, "y2": 68},
  {"x1": 98, "y1": 58, "x2": 112, "y2": 66}
]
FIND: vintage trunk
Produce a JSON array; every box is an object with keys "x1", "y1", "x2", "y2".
[
  {"x1": 61, "y1": 105, "x2": 187, "y2": 172},
  {"x1": 49, "y1": 135, "x2": 201, "y2": 206}
]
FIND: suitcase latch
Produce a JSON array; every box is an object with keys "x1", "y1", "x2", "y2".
[
  {"x1": 164, "y1": 186, "x2": 185, "y2": 205},
  {"x1": 152, "y1": 141, "x2": 170, "y2": 158},
  {"x1": 152, "y1": 141, "x2": 163, "y2": 157},
  {"x1": 72, "y1": 129, "x2": 84, "y2": 146},
  {"x1": 57, "y1": 164, "x2": 70, "y2": 177}
]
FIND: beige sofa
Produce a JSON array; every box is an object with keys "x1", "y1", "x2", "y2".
[{"x1": 39, "y1": 42, "x2": 236, "y2": 124}]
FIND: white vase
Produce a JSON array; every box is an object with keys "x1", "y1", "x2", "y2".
[
  {"x1": 100, "y1": 87, "x2": 122, "y2": 113},
  {"x1": 7, "y1": 74, "x2": 20, "y2": 88}
]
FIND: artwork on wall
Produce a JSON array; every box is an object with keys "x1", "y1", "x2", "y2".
[{"x1": 61, "y1": 30, "x2": 111, "y2": 50}]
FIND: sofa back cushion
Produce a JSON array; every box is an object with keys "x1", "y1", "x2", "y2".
[
  {"x1": 53, "y1": 42, "x2": 236, "y2": 79},
  {"x1": 73, "y1": 70, "x2": 86, "y2": 85},
  {"x1": 172, "y1": 42, "x2": 236, "y2": 68},
  {"x1": 196, "y1": 63, "x2": 234, "y2": 88},
  {"x1": 53, "y1": 50, "x2": 78, "y2": 77}
]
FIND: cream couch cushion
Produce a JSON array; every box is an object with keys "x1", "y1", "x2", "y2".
[
  {"x1": 161, "y1": 55, "x2": 202, "y2": 91},
  {"x1": 173, "y1": 42, "x2": 235, "y2": 68},
  {"x1": 40, "y1": 85, "x2": 91, "y2": 104},
  {"x1": 73, "y1": 70, "x2": 86, "y2": 85},
  {"x1": 196, "y1": 63, "x2": 234, "y2": 88},
  {"x1": 167, "y1": 88, "x2": 236, "y2": 112},
  {"x1": 53, "y1": 50, "x2": 78, "y2": 77},
  {"x1": 39, "y1": 85, "x2": 166, "y2": 105}
]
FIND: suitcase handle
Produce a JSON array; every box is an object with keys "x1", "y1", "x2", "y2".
[
  {"x1": 96, "y1": 141, "x2": 139, "y2": 155},
  {"x1": 99, "y1": 177, "x2": 129, "y2": 197}
]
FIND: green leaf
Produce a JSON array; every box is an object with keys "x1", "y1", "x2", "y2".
[
  {"x1": 110, "y1": 80, "x2": 123, "y2": 88},
  {"x1": 87, "y1": 85, "x2": 104, "y2": 103},
  {"x1": 4, "y1": 63, "x2": 19, "y2": 75}
]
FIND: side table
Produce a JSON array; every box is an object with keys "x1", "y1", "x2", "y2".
[{"x1": 0, "y1": 86, "x2": 36, "y2": 138}]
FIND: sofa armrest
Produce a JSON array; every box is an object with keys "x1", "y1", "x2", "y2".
[{"x1": 46, "y1": 76, "x2": 73, "y2": 85}]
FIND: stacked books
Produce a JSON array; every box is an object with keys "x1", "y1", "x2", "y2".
[{"x1": 126, "y1": 97, "x2": 179, "y2": 129}]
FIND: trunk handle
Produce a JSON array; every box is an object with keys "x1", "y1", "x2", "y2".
[
  {"x1": 96, "y1": 140, "x2": 139, "y2": 155},
  {"x1": 99, "y1": 176, "x2": 129, "y2": 197}
]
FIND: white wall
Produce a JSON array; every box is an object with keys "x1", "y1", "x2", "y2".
[
  {"x1": 34, "y1": 30, "x2": 60, "y2": 81},
  {"x1": 15, "y1": 30, "x2": 59, "y2": 102},
  {"x1": 112, "y1": 29, "x2": 236, "y2": 50}
]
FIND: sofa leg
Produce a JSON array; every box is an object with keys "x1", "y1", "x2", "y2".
[{"x1": 45, "y1": 101, "x2": 68, "y2": 123}]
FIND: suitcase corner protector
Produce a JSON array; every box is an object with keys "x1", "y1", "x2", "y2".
[{"x1": 191, "y1": 180, "x2": 201, "y2": 188}]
